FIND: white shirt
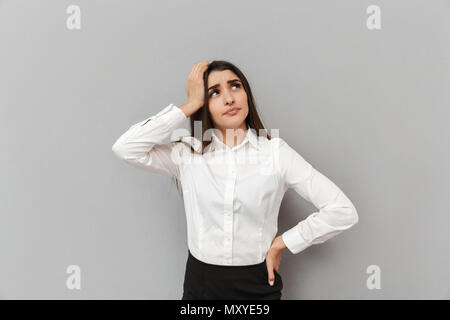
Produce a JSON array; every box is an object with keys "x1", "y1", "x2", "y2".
[{"x1": 112, "y1": 103, "x2": 359, "y2": 266}]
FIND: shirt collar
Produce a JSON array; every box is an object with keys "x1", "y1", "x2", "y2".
[
  {"x1": 178, "y1": 126, "x2": 263, "y2": 153},
  {"x1": 209, "y1": 125, "x2": 261, "y2": 152}
]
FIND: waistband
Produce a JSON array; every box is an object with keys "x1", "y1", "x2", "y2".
[{"x1": 188, "y1": 250, "x2": 266, "y2": 270}]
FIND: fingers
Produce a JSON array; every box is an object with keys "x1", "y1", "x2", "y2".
[
  {"x1": 189, "y1": 61, "x2": 211, "y2": 81},
  {"x1": 185, "y1": 61, "x2": 212, "y2": 106},
  {"x1": 197, "y1": 61, "x2": 210, "y2": 78},
  {"x1": 266, "y1": 263, "x2": 275, "y2": 286},
  {"x1": 187, "y1": 61, "x2": 210, "y2": 87},
  {"x1": 188, "y1": 64, "x2": 199, "y2": 80}
]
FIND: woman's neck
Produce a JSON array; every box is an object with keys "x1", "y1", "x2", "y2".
[{"x1": 218, "y1": 123, "x2": 248, "y2": 148}]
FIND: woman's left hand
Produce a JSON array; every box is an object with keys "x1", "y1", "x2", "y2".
[{"x1": 265, "y1": 236, "x2": 286, "y2": 286}]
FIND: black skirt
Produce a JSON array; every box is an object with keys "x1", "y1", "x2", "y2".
[{"x1": 181, "y1": 250, "x2": 283, "y2": 300}]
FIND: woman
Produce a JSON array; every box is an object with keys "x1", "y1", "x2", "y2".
[{"x1": 112, "y1": 60, "x2": 359, "y2": 300}]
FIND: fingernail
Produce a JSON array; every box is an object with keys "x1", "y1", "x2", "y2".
[{"x1": 269, "y1": 280, "x2": 274, "y2": 286}]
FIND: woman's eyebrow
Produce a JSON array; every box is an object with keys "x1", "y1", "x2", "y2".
[{"x1": 208, "y1": 79, "x2": 241, "y2": 91}]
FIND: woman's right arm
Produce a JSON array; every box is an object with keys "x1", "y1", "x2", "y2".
[
  {"x1": 111, "y1": 101, "x2": 199, "y2": 178},
  {"x1": 111, "y1": 61, "x2": 210, "y2": 178}
]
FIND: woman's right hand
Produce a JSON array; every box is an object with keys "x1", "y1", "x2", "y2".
[{"x1": 186, "y1": 61, "x2": 211, "y2": 110}]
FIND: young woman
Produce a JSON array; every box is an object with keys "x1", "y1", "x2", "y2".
[{"x1": 112, "y1": 60, "x2": 359, "y2": 300}]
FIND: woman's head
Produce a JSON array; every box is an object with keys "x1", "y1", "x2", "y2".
[
  {"x1": 189, "y1": 60, "x2": 271, "y2": 152},
  {"x1": 206, "y1": 68, "x2": 248, "y2": 132}
]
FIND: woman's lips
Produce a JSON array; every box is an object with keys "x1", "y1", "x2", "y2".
[{"x1": 224, "y1": 107, "x2": 240, "y2": 116}]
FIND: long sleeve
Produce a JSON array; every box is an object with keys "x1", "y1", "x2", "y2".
[
  {"x1": 276, "y1": 138, "x2": 359, "y2": 254},
  {"x1": 111, "y1": 103, "x2": 187, "y2": 178}
]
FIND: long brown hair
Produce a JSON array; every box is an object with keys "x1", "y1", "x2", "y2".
[{"x1": 171, "y1": 60, "x2": 271, "y2": 198}]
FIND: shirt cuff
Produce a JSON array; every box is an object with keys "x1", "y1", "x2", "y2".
[{"x1": 282, "y1": 226, "x2": 312, "y2": 254}]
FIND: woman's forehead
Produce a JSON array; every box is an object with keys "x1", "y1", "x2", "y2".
[{"x1": 208, "y1": 69, "x2": 238, "y2": 82}]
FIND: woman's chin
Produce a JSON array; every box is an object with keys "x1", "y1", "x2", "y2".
[{"x1": 222, "y1": 117, "x2": 245, "y2": 128}]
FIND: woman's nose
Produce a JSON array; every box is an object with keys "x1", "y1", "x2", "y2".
[{"x1": 224, "y1": 91, "x2": 234, "y2": 105}]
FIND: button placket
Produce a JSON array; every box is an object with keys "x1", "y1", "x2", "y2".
[{"x1": 223, "y1": 152, "x2": 237, "y2": 264}]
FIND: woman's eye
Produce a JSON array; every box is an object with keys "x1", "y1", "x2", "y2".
[{"x1": 209, "y1": 83, "x2": 241, "y2": 97}]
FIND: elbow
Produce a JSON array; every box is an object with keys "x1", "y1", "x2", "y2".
[
  {"x1": 112, "y1": 140, "x2": 126, "y2": 159},
  {"x1": 334, "y1": 204, "x2": 358, "y2": 228},
  {"x1": 340, "y1": 193, "x2": 359, "y2": 227},
  {"x1": 348, "y1": 205, "x2": 359, "y2": 226},
  {"x1": 112, "y1": 140, "x2": 147, "y2": 164}
]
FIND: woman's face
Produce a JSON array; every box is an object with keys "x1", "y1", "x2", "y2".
[{"x1": 207, "y1": 69, "x2": 249, "y2": 131}]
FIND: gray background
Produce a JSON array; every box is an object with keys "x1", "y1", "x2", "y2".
[{"x1": 1, "y1": 0, "x2": 449, "y2": 299}]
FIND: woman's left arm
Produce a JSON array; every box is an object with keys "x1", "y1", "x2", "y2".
[{"x1": 275, "y1": 138, "x2": 359, "y2": 255}]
